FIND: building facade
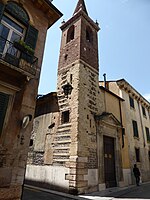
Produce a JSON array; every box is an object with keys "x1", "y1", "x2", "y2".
[
  {"x1": 101, "y1": 79, "x2": 150, "y2": 183},
  {"x1": 0, "y1": 0, "x2": 62, "y2": 199},
  {"x1": 26, "y1": 0, "x2": 126, "y2": 194}
]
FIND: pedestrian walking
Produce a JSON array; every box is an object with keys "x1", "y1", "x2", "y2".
[{"x1": 133, "y1": 164, "x2": 141, "y2": 186}]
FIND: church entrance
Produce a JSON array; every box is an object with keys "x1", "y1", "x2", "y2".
[{"x1": 103, "y1": 136, "x2": 117, "y2": 188}]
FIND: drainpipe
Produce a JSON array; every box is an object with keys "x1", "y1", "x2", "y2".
[
  {"x1": 103, "y1": 73, "x2": 107, "y2": 112},
  {"x1": 137, "y1": 99, "x2": 146, "y2": 147},
  {"x1": 119, "y1": 100, "x2": 125, "y2": 148}
]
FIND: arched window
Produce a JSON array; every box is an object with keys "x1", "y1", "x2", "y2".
[
  {"x1": 86, "y1": 26, "x2": 93, "y2": 44},
  {"x1": 0, "y1": 2, "x2": 30, "y2": 53},
  {"x1": 5, "y1": 1, "x2": 29, "y2": 25},
  {"x1": 0, "y1": 2, "x2": 38, "y2": 64},
  {"x1": 66, "y1": 25, "x2": 75, "y2": 43}
]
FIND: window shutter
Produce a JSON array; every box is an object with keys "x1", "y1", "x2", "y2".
[
  {"x1": 0, "y1": 92, "x2": 9, "y2": 135},
  {"x1": 146, "y1": 127, "x2": 150, "y2": 142},
  {"x1": 21, "y1": 25, "x2": 38, "y2": 63},
  {"x1": 129, "y1": 96, "x2": 134, "y2": 108},
  {"x1": 25, "y1": 25, "x2": 38, "y2": 50},
  {"x1": 0, "y1": 2, "x2": 5, "y2": 21},
  {"x1": 132, "y1": 120, "x2": 139, "y2": 137}
]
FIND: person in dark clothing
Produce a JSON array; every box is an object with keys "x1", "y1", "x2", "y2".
[{"x1": 133, "y1": 164, "x2": 141, "y2": 186}]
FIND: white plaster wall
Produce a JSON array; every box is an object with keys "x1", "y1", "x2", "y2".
[
  {"x1": 34, "y1": 113, "x2": 53, "y2": 152},
  {"x1": 123, "y1": 168, "x2": 132, "y2": 186},
  {"x1": 25, "y1": 165, "x2": 69, "y2": 189}
]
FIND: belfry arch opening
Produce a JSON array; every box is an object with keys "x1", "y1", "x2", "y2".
[
  {"x1": 86, "y1": 26, "x2": 93, "y2": 43},
  {"x1": 66, "y1": 25, "x2": 75, "y2": 43}
]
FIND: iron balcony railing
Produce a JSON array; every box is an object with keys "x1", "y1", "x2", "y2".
[{"x1": 0, "y1": 36, "x2": 38, "y2": 76}]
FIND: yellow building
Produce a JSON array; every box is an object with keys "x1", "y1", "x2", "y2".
[
  {"x1": 100, "y1": 79, "x2": 150, "y2": 184},
  {"x1": 99, "y1": 85, "x2": 131, "y2": 187},
  {"x1": 0, "y1": 0, "x2": 62, "y2": 199}
]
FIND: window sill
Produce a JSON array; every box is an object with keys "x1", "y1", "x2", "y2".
[
  {"x1": 130, "y1": 106, "x2": 135, "y2": 111},
  {"x1": 134, "y1": 136, "x2": 140, "y2": 140},
  {"x1": 143, "y1": 115, "x2": 147, "y2": 119}
]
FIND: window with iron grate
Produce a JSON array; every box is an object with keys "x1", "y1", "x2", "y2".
[
  {"x1": 61, "y1": 110, "x2": 70, "y2": 124},
  {"x1": 135, "y1": 148, "x2": 140, "y2": 162},
  {"x1": 132, "y1": 120, "x2": 139, "y2": 138}
]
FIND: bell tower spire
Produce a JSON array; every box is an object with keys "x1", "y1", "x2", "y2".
[{"x1": 73, "y1": 0, "x2": 88, "y2": 15}]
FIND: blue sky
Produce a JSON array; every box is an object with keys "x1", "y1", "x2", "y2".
[{"x1": 38, "y1": 0, "x2": 150, "y2": 102}]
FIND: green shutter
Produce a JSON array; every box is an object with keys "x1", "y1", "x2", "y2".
[
  {"x1": 0, "y1": 92, "x2": 9, "y2": 135},
  {"x1": 146, "y1": 127, "x2": 150, "y2": 142},
  {"x1": 25, "y1": 25, "x2": 38, "y2": 50},
  {"x1": 21, "y1": 25, "x2": 38, "y2": 63},
  {"x1": 0, "y1": 2, "x2": 5, "y2": 21},
  {"x1": 132, "y1": 120, "x2": 139, "y2": 138}
]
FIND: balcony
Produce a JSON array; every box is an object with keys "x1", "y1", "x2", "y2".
[{"x1": 0, "y1": 36, "x2": 38, "y2": 77}]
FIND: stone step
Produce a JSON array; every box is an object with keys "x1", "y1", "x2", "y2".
[
  {"x1": 57, "y1": 124, "x2": 71, "y2": 129},
  {"x1": 54, "y1": 146, "x2": 70, "y2": 150},
  {"x1": 52, "y1": 140, "x2": 71, "y2": 144},
  {"x1": 53, "y1": 159, "x2": 69, "y2": 162},
  {"x1": 56, "y1": 130, "x2": 70, "y2": 134},
  {"x1": 54, "y1": 134, "x2": 71, "y2": 138},
  {"x1": 53, "y1": 153, "x2": 69, "y2": 156}
]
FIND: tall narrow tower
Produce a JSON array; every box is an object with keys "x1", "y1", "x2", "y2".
[{"x1": 56, "y1": 0, "x2": 101, "y2": 194}]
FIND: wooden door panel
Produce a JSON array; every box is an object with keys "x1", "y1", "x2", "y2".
[{"x1": 104, "y1": 136, "x2": 117, "y2": 188}]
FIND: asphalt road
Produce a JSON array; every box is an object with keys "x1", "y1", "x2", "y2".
[
  {"x1": 22, "y1": 182, "x2": 150, "y2": 200},
  {"x1": 22, "y1": 187, "x2": 78, "y2": 200},
  {"x1": 117, "y1": 183, "x2": 150, "y2": 199}
]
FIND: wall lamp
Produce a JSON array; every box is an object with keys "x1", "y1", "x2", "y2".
[
  {"x1": 62, "y1": 82, "x2": 73, "y2": 98},
  {"x1": 21, "y1": 114, "x2": 32, "y2": 129}
]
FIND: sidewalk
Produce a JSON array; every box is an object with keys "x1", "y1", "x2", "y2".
[
  {"x1": 80, "y1": 185, "x2": 135, "y2": 199},
  {"x1": 80, "y1": 182, "x2": 150, "y2": 199},
  {"x1": 24, "y1": 183, "x2": 144, "y2": 200}
]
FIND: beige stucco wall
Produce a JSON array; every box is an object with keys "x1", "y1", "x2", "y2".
[
  {"x1": 0, "y1": 1, "x2": 61, "y2": 199},
  {"x1": 108, "y1": 81, "x2": 150, "y2": 183},
  {"x1": 99, "y1": 86, "x2": 131, "y2": 186},
  {"x1": 121, "y1": 89, "x2": 150, "y2": 182}
]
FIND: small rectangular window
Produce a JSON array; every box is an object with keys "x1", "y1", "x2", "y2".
[
  {"x1": 62, "y1": 110, "x2": 70, "y2": 124},
  {"x1": 129, "y1": 96, "x2": 134, "y2": 109},
  {"x1": 142, "y1": 106, "x2": 146, "y2": 117},
  {"x1": 145, "y1": 127, "x2": 150, "y2": 142},
  {"x1": 70, "y1": 74, "x2": 73, "y2": 84},
  {"x1": 132, "y1": 120, "x2": 139, "y2": 138},
  {"x1": 135, "y1": 148, "x2": 140, "y2": 162},
  {"x1": 148, "y1": 151, "x2": 150, "y2": 160}
]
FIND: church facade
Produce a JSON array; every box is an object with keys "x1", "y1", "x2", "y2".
[{"x1": 25, "y1": 0, "x2": 150, "y2": 194}]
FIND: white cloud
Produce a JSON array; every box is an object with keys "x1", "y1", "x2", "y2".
[{"x1": 144, "y1": 93, "x2": 150, "y2": 102}]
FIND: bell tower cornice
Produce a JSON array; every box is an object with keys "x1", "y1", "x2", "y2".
[{"x1": 60, "y1": 11, "x2": 100, "y2": 32}]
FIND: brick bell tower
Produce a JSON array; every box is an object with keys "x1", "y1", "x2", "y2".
[{"x1": 56, "y1": 0, "x2": 101, "y2": 194}]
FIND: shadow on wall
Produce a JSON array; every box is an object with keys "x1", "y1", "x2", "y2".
[
  {"x1": 35, "y1": 92, "x2": 59, "y2": 118},
  {"x1": 24, "y1": 179, "x2": 78, "y2": 195}
]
